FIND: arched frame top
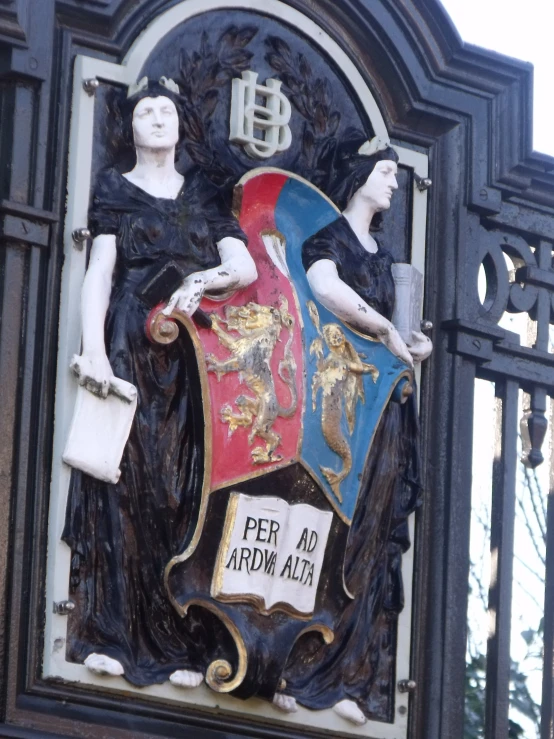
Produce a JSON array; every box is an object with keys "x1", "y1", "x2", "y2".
[
  {"x1": 45, "y1": 3, "x2": 429, "y2": 738},
  {"x1": 123, "y1": 0, "x2": 388, "y2": 137}
]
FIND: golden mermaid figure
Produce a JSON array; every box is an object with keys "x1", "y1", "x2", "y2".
[{"x1": 308, "y1": 301, "x2": 378, "y2": 502}]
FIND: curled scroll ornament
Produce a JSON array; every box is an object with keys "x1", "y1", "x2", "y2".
[
  {"x1": 476, "y1": 230, "x2": 554, "y2": 469},
  {"x1": 477, "y1": 231, "x2": 539, "y2": 325}
]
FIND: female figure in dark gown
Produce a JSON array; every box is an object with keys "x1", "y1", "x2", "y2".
[
  {"x1": 283, "y1": 135, "x2": 432, "y2": 725},
  {"x1": 62, "y1": 78, "x2": 257, "y2": 688}
]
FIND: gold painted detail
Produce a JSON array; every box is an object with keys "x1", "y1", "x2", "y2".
[
  {"x1": 206, "y1": 298, "x2": 298, "y2": 464},
  {"x1": 148, "y1": 310, "x2": 181, "y2": 344},
  {"x1": 174, "y1": 598, "x2": 248, "y2": 693},
  {"x1": 307, "y1": 301, "x2": 379, "y2": 502},
  {"x1": 211, "y1": 493, "x2": 240, "y2": 598}
]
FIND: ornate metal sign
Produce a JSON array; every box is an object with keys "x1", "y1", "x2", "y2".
[{"x1": 45, "y1": 2, "x2": 431, "y2": 736}]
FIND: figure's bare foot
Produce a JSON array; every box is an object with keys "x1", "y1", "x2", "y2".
[
  {"x1": 272, "y1": 693, "x2": 298, "y2": 713},
  {"x1": 84, "y1": 653, "x2": 124, "y2": 677},
  {"x1": 333, "y1": 699, "x2": 367, "y2": 726},
  {"x1": 169, "y1": 670, "x2": 204, "y2": 689}
]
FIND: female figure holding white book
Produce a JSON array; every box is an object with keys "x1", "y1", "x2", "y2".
[{"x1": 62, "y1": 77, "x2": 256, "y2": 687}]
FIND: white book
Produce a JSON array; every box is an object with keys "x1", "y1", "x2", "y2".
[
  {"x1": 62, "y1": 364, "x2": 137, "y2": 484},
  {"x1": 212, "y1": 493, "x2": 333, "y2": 616},
  {"x1": 391, "y1": 263, "x2": 424, "y2": 344}
]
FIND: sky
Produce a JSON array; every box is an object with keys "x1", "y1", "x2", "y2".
[{"x1": 439, "y1": 0, "x2": 554, "y2": 157}]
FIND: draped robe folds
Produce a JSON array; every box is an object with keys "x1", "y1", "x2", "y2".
[
  {"x1": 283, "y1": 216, "x2": 421, "y2": 721},
  {"x1": 63, "y1": 168, "x2": 246, "y2": 686}
]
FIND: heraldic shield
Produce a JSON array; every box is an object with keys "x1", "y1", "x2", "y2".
[{"x1": 153, "y1": 169, "x2": 413, "y2": 701}]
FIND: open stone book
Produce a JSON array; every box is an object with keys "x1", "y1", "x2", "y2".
[{"x1": 212, "y1": 493, "x2": 333, "y2": 616}]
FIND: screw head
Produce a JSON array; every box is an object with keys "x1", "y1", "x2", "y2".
[
  {"x1": 159, "y1": 321, "x2": 174, "y2": 337},
  {"x1": 416, "y1": 177, "x2": 432, "y2": 192},
  {"x1": 215, "y1": 664, "x2": 231, "y2": 679},
  {"x1": 83, "y1": 78, "x2": 100, "y2": 96},
  {"x1": 53, "y1": 600, "x2": 76, "y2": 615},
  {"x1": 72, "y1": 227, "x2": 91, "y2": 246}
]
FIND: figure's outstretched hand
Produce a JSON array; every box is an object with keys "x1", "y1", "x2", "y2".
[
  {"x1": 380, "y1": 325, "x2": 414, "y2": 369},
  {"x1": 407, "y1": 330, "x2": 433, "y2": 364},
  {"x1": 163, "y1": 273, "x2": 206, "y2": 317},
  {"x1": 71, "y1": 353, "x2": 114, "y2": 399}
]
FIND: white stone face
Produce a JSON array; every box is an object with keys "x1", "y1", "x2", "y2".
[
  {"x1": 131, "y1": 95, "x2": 179, "y2": 151},
  {"x1": 358, "y1": 160, "x2": 398, "y2": 212}
]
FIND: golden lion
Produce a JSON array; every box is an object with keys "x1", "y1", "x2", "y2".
[{"x1": 205, "y1": 297, "x2": 297, "y2": 464}]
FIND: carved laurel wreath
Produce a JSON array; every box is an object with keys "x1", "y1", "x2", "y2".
[
  {"x1": 175, "y1": 27, "x2": 342, "y2": 190},
  {"x1": 177, "y1": 26, "x2": 258, "y2": 184},
  {"x1": 265, "y1": 36, "x2": 341, "y2": 190}
]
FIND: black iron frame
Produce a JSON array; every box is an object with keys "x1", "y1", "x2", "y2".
[{"x1": 0, "y1": 1, "x2": 553, "y2": 737}]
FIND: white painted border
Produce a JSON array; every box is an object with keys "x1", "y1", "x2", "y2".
[{"x1": 44, "y1": 3, "x2": 429, "y2": 738}]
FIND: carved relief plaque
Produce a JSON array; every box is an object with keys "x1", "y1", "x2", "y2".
[{"x1": 45, "y1": 2, "x2": 431, "y2": 736}]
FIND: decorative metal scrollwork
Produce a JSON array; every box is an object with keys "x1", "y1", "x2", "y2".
[
  {"x1": 476, "y1": 230, "x2": 554, "y2": 468},
  {"x1": 477, "y1": 232, "x2": 540, "y2": 325}
]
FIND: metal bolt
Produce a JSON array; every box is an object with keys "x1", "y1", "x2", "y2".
[
  {"x1": 420, "y1": 319, "x2": 433, "y2": 332},
  {"x1": 414, "y1": 174, "x2": 432, "y2": 192},
  {"x1": 479, "y1": 188, "x2": 488, "y2": 201},
  {"x1": 53, "y1": 600, "x2": 76, "y2": 615},
  {"x1": 215, "y1": 663, "x2": 231, "y2": 679},
  {"x1": 83, "y1": 78, "x2": 100, "y2": 96},
  {"x1": 401, "y1": 382, "x2": 414, "y2": 399},
  {"x1": 72, "y1": 227, "x2": 91, "y2": 249},
  {"x1": 398, "y1": 679, "x2": 417, "y2": 693},
  {"x1": 159, "y1": 322, "x2": 174, "y2": 337}
]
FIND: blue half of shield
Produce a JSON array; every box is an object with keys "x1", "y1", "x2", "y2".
[{"x1": 273, "y1": 175, "x2": 411, "y2": 525}]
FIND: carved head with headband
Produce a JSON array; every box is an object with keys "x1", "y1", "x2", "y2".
[
  {"x1": 127, "y1": 75, "x2": 180, "y2": 100},
  {"x1": 118, "y1": 76, "x2": 184, "y2": 155},
  {"x1": 329, "y1": 128, "x2": 399, "y2": 228}
]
